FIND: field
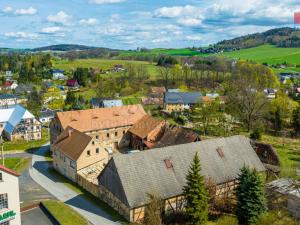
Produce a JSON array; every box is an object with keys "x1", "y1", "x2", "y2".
[
  {"x1": 119, "y1": 48, "x2": 206, "y2": 57},
  {"x1": 53, "y1": 58, "x2": 159, "y2": 79},
  {"x1": 219, "y1": 45, "x2": 300, "y2": 66}
]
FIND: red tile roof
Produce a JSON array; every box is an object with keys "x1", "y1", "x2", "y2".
[{"x1": 0, "y1": 164, "x2": 20, "y2": 177}]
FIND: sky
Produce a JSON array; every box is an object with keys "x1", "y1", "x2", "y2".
[{"x1": 0, "y1": 0, "x2": 299, "y2": 49}]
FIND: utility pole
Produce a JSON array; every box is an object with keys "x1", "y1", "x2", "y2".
[{"x1": 0, "y1": 135, "x2": 4, "y2": 166}]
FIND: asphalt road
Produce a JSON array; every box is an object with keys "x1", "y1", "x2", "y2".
[
  {"x1": 29, "y1": 143, "x2": 118, "y2": 225},
  {"x1": 21, "y1": 208, "x2": 53, "y2": 225}
]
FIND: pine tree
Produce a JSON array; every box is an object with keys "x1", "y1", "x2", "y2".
[
  {"x1": 236, "y1": 167, "x2": 266, "y2": 225},
  {"x1": 183, "y1": 152, "x2": 209, "y2": 225}
]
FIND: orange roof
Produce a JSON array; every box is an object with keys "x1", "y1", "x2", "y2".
[
  {"x1": 0, "y1": 164, "x2": 20, "y2": 177},
  {"x1": 56, "y1": 104, "x2": 147, "y2": 132},
  {"x1": 202, "y1": 96, "x2": 212, "y2": 103},
  {"x1": 150, "y1": 86, "x2": 166, "y2": 94},
  {"x1": 129, "y1": 115, "x2": 164, "y2": 139},
  {"x1": 53, "y1": 126, "x2": 92, "y2": 161}
]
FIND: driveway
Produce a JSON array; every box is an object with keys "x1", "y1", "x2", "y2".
[
  {"x1": 29, "y1": 143, "x2": 118, "y2": 225},
  {"x1": 21, "y1": 208, "x2": 53, "y2": 225}
]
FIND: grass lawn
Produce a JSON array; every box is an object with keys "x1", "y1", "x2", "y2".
[
  {"x1": 47, "y1": 167, "x2": 126, "y2": 222},
  {"x1": 207, "y1": 210, "x2": 299, "y2": 225},
  {"x1": 3, "y1": 128, "x2": 49, "y2": 152},
  {"x1": 3, "y1": 157, "x2": 30, "y2": 173},
  {"x1": 219, "y1": 44, "x2": 300, "y2": 66},
  {"x1": 261, "y1": 134, "x2": 300, "y2": 179},
  {"x1": 43, "y1": 200, "x2": 88, "y2": 225},
  {"x1": 121, "y1": 96, "x2": 141, "y2": 105}
]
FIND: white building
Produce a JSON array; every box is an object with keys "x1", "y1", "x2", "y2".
[
  {"x1": 52, "y1": 69, "x2": 67, "y2": 80},
  {"x1": 0, "y1": 165, "x2": 21, "y2": 225}
]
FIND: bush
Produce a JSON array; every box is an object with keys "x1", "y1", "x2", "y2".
[{"x1": 250, "y1": 128, "x2": 262, "y2": 140}]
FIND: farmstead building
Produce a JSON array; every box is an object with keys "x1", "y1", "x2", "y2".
[{"x1": 97, "y1": 135, "x2": 266, "y2": 222}]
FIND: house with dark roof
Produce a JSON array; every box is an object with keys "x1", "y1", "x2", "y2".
[
  {"x1": 97, "y1": 135, "x2": 266, "y2": 222},
  {"x1": 164, "y1": 92, "x2": 202, "y2": 112},
  {"x1": 52, "y1": 69, "x2": 67, "y2": 80},
  {"x1": 52, "y1": 127, "x2": 111, "y2": 182},
  {"x1": 129, "y1": 115, "x2": 166, "y2": 149},
  {"x1": 0, "y1": 94, "x2": 17, "y2": 108},
  {"x1": 39, "y1": 108, "x2": 61, "y2": 124},
  {"x1": 153, "y1": 125, "x2": 200, "y2": 148},
  {"x1": 90, "y1": 98, "x2": 123, "y2": 109},
  {"x1": 0, "y1": 105, "x2": 41, "y2": 141}
]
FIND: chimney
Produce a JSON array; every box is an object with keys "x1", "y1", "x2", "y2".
[{"x1": 68, "y1": 129, "x2": 73, "y2": 137}]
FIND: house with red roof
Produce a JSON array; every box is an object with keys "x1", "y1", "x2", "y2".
[
  {"x1": 66, "y1": 79, "x2": 79, "y2": 88},
  {"x1": 0, "y1": 164, "x2": 21, "y2": 225}
]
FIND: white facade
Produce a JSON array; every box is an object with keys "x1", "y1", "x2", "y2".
[{"x1": 0, "y1": 166, "x2": 21, "y2": 225}]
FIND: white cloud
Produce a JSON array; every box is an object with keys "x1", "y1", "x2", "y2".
[
  {"x1": 89, "y1": 0, "x2": 126, "y2": 4},
  {"x1": 154, "y1": 5, "x2": 200, "y2": 18},
  {"x1": 41, "y1": 26, "x2": 64, "y2": 33},
  {"x1": 177, "y1": 17, "x2": 202, "y2": 27},
  {"x1": 4, "y1": 31, "x2": 38, "y2": 39},
  {"x1": 15, "y1": 7, "x2": 37, "y2": 16},
  {"x1": 2, "y1": 6, "x2": 13, "y2": 13},
  {"x1": 186, "y1": 35, "x2": 202, "y2": 41},
  {"x1": 152, "y1": 37, "x2": 171, "y2": 43},
  {"x1": 47, "y1": 11, "x2": 72, "y2": 25},
  {"x1": 79, "y1": 18, "x2": 98, "y2": 26}
]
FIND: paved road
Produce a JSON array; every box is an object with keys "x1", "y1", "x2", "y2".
[
  {"x1": 21, "y1": 208, "x2": 53, "y2": 225},
  {"x1": 3, "y1": 152, "x2": 33, "y2": 158},
  {"x1": 29, "y1": 143, "x2": 118, "y2": 225}
]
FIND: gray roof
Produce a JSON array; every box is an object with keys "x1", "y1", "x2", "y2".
[
  {"x1": 165, "y1": 92, "x2": 202, "y2": 104},
  {"x1": 99, "y1": 135, "x2": 265, "y2": 208},
  {"x1": 0, "y1": 94, "x2": 16, "y2": 100},
  {"x1": 91, "y1": 98, "x2": 123, "y2": 108}
]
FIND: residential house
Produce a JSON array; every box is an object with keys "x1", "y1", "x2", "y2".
[
  {"x1": 264, "y1": 89, "x2": 277, "y2": 99},
  {"x1": 49, "y1": 105, "x2": 147, "y2": 151},
  {"x1": 39, "y1": 108, "x2": 61, "y2": 124},
  {"x1": 4, "y1": 71, "x2": 13, "y2": 79},
  {"x1": 149, "y1": 86, "x2": 166, "y2": 98},
  {"x1": 0, "y1": 165, "x2": 21, "y2": 225},
  {"x1": 90, "y1": 98, "x2": 123, "y2": 109},
  {"x1": 206, "y1": 93, "x2": 219, "y2": 99},
  {"x1": 66, "y1": 79, "x2": 79, "y2": 89},
  {"x1": 129, "y1": 115, "x2": 166, "y2": 149},
  {"x1": 143, "y1": 87, "x2": 166, "y2": 106},
  {"x1": 1, "y1": 81, "x2": 18, "y2": 91},
  {"x1": 168, "y1": 89, "x2": 180, "y2": 93},
  {"x1": 164, "y1": 92, "x2": 202, "y2": 112},
  {"x1": 52, "y1": 127, "x2": 111, "y2": 182},
  {"x1": 0, "y1": 94, "x2": 17, "y2": 108},
  {"x1": 0, "y1": 105, "x2": 41, "y2": 141},
  {"x1": 52, "y1": 69, "x2": 67, "y2": 80},
  {"x1": 97, "y1": 135, "x2": 266, "y2": 222},
  {"x1": 112, "y1": 65, "x2": 125, "y2": 72}
]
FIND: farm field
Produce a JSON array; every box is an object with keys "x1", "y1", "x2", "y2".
[
  {"x1": 219, "y1": 45, "x2": 300, "y2": 66},
  {"x1": 119, "y1": 48, "x2": 206, "y2": 57}
]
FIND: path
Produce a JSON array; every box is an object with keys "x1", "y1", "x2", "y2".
[{"x1": 29, "y1": 143, "x2": 118, "y2": 225}]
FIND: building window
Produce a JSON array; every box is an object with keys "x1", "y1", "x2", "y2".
[
  {"x1": 87, "y1": 150, "x2": 91, "y2": 156},
  {"x1": 107, "y1": 133, "x2": 109, "y2": 138},
  {"x1": 123, "y1": 130, "x2": 125, "y2": 135},
  {"x1": 0, "y1": 194, "x2": 8, "y2": 210},
  {"x1": 115, "y1": 132, "x2": 118, "y2": 137},
  {"x1": 96, "y1": 148, "x2": 99, "y2": 154},
  {"x1": 70, "y1": 160, "x2": 75, "y2": 169},
  {"x1": 0, "y1": 221, "x2": 9, "y2": 225},
  {"x1": 0, "y1": 124, "x2": 3, "y2": 128},
  {"x1": 96, "y1": 135, "x2": 99, "y2": 139},
  {"x1": 92, "y1": 141, "x2": 95, "y2": 145},
  {"x1": 0, "y1": 173, "x2": 2, "y2": 182}
]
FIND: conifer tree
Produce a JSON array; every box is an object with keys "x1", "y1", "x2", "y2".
[
  {"x1": 183, "y1": 152, "x2": 209, "y2": 225},
  {"x1": 144, "y1": 193, "x2": 163, "y2": 225},
  {"x1": 236, "y1": 167, "x2": 266, "y2": 225}
]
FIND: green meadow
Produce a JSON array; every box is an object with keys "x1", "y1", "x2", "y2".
[{"x1": 220, "y1": 44, "x2": 300, "y2": 65}]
